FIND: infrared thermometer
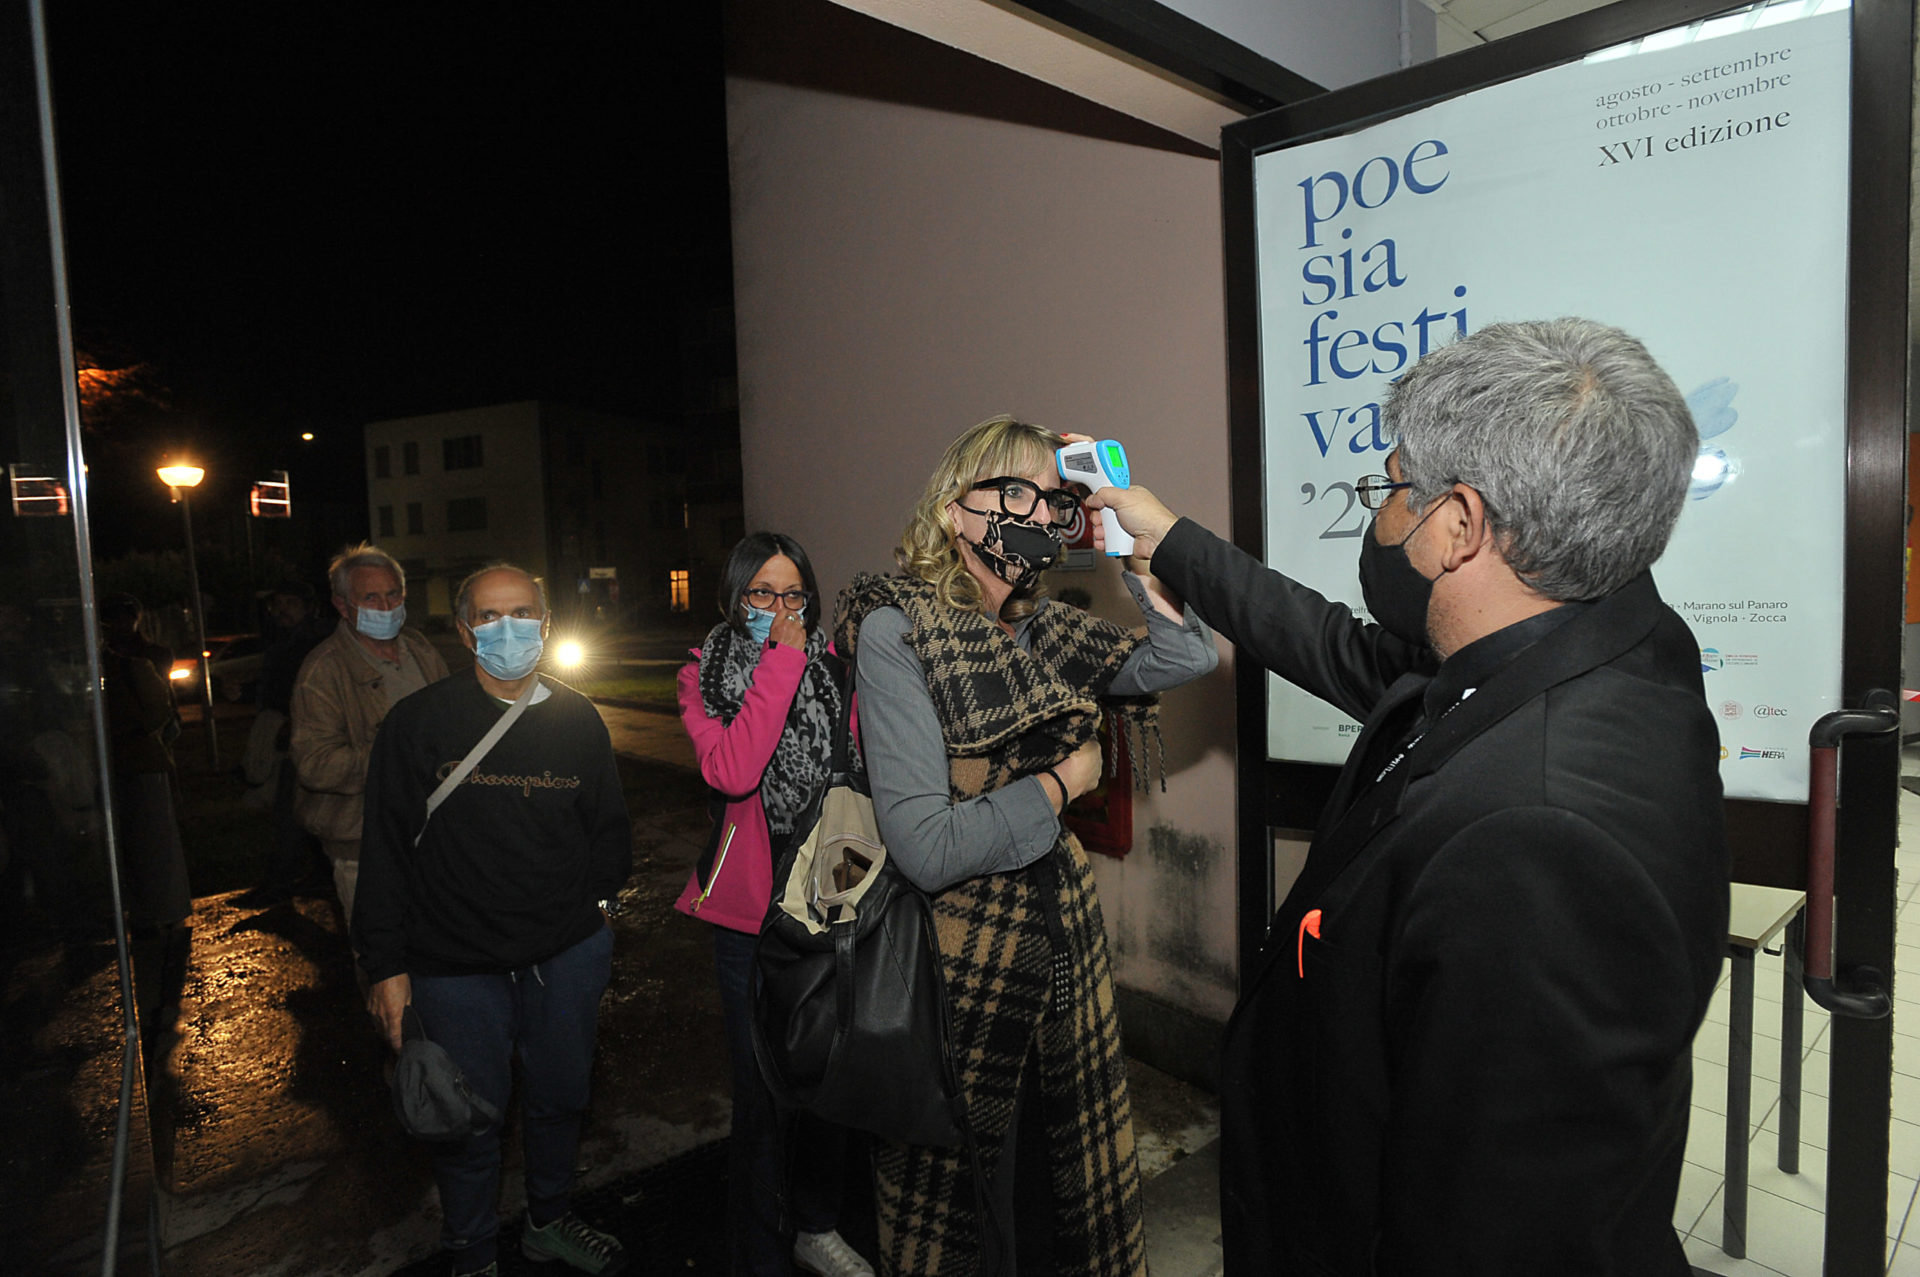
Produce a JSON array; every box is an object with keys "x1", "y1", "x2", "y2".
[{"x1": 1056, "y1": 439, "x2": 1134, "y2": 557}]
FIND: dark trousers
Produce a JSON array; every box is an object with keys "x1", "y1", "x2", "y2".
[
  {"x1": 262, "y1": 756, "x2": 318, "y2": 888},
  {"x1": 713, "y1": 925, "x2": 848, "y2": 1276},
  {"x1": 118, "y1": 770, "x2": 191, "y2": 926},
  {"x1": 411, "y1": 924, "x2": 615, "y2": 1268},
  {"x1": 988, "y1": 1044, "x2": 1057, "y2": 1277}
]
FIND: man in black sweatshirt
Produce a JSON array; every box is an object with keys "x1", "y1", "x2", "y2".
[{"x1": 355, "y1": 564, "x2": 632, "y2": 1277}]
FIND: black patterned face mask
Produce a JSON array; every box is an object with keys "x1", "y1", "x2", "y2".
[{"x1": 958, "y1": 503, "x2": 1063, "y2": 589}]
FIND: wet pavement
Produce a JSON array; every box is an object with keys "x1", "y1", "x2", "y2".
[
  {"x1": 594, "y1": 702, "x2": 697, "y2": 773},
  {"x1": 1, "y1": 930, "x2": 161, "y2": 1274},
  {"x1": 130, "y1": 699, "x2": 1222, "y2": 1275}
]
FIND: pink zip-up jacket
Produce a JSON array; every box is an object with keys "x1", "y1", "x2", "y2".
[{"x1": 673, "y1": 639, "x2": 811, "y2": 935}]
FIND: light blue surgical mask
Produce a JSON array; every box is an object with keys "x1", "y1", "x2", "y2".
[
  {"x1": 470, "y1": 615, "x2": 544, "y2": 680},
  {"x1": 742, "y1": 605, "x2": 776, "y2": 644},
  {"x1": 355, "y1": 603, "x2": 406, "y2": 641}
]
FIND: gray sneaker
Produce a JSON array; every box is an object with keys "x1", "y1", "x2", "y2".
[
  {"x1": 793, "y1": 1229, "x2": 875, "y2": 1277},
  {"x1": 521, "y1": 1212, "x2": 627, "y2": 1274}
]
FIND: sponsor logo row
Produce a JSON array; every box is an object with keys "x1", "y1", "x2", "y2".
[
  {"x1": 1717, "y1": 700, "x2": 1788, "y2": 721},
  {"x1": 1702, "y1": 649, "x2": 1793, "y2": 764},
  {"x1": 1717, "y1": 745, "x2": 1789, "y2": 762},
  {"x1": 1699, "y1": 646, "x2": 1761, "y2": 673}
]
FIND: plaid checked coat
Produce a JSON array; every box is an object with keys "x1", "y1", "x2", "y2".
[{"x1": 836, "y1": 573, "x2": 1154, "y2": 1277}]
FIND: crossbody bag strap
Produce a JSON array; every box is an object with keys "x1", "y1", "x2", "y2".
[
  {"x1": 414, "y1": 676, "x2": 541, "y2": 847},
  {"x1": 827, "y1": 648, "x2": 855, "y2": 777}
]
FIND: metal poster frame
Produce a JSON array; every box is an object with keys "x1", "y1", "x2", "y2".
[{"x1": 1221, "y1": 0, "x2": 1910, "y2": 1267}]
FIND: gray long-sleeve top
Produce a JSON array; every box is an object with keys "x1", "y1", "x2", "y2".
[{"x1": 856, "y1": 574, "x2": 1218, "y2": 893}]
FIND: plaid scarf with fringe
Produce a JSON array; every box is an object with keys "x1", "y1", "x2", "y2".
[{"x1": 834, "y1": 573, "x2": 1152, "y2": 1277}]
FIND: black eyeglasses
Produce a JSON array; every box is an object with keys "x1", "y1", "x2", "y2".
[
  {"x1": 744, "y1": 587, "x2": 813, "y2": 611},
  {"x1": 1355, "y1": 476, "x2": 1413, "y2": 512},
  {"x1": 968, "y1": 477, "x2": 1082, "y2": 520}
]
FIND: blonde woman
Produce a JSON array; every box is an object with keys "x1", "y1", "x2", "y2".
[{"x1": 832, "y1": 416, "x2": 1216, "y2": 1276}]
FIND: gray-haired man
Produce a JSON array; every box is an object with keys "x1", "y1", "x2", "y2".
[
  {"x1": 1096, "y1": 318, "x2": 1728, "y2": 1275},
  {"x1": 290, "y1": 543, "x2": 447, "y2": 924}
]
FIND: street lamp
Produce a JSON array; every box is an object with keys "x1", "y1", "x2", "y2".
[{"x1": 157, "y1": 461, "x2": 217, "y2": 766}]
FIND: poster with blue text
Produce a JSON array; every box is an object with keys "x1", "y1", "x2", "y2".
[{"x1": 1252, "y1": 0, "x2": 1850, "y2": 802}]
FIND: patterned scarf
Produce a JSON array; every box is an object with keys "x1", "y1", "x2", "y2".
[
  {"x1": 834, "y1": 573, "x2": 1152, "y2": 1277},
  {"x1": 698, "y1": 621, "x2": 840, "y2": 835},
  {"x1": 834, "y1": 574, "x2": 1160, "y2": 795}
]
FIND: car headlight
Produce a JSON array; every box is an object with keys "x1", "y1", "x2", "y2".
[{"x1": 554, "y1": 640, "x2": 586, "y2": 669}]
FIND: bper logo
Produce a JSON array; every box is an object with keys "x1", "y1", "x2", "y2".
[{"x1": 1738, "y1": 746, "x2": 1787, "y2": 761}]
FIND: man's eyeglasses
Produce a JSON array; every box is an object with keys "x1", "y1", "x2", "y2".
[
  {"x1": 744, "y1": 587, "x2": 814, "y2": 611},
  {"x1": 1355, "y1": 476, "x2": 1413, "y2": 512},
  {"x1": 968, "y1": 477, "x2": 1082, "y2": 520}
]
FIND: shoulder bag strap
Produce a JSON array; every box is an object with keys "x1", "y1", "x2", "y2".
[
  {"x1": 414, "y1": 676, "x2": 541, "y2": 847},
  {"x1": 827, "y1": 648, "x2": 855, "y2": 777}
]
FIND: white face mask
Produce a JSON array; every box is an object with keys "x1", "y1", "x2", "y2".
[{"x1": 355, "y1": 603, "x2": 406, "y2": 641}]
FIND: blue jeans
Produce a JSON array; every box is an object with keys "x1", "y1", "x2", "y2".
[
  {"x1": 411, "y1": 924, "x2": 615, "y2": 1269},
  {"x1": 714, "y1": 926, "x2": 849, "y2": 1276}
]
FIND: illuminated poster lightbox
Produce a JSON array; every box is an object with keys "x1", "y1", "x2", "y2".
[{"x1": 1251, "y1": 0, "x2": 1851, "y2": 802}]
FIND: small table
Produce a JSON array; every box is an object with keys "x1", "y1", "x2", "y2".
[{"x1": 1721, "y1": 883, "x2": 1808, "y2": 1259}]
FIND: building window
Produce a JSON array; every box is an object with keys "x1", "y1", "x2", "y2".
[
  {"x1": 373, "y1": 445, "x2": 391, "y2": 479},
  {"x1": 377, "y1": 505, "x2": 394, "y2": 537},
  {"x1": 444, "y1": 434, "x2": 484, "y2": 471},
  {"x1": 403, "y1": 441, "x2": 420, "y2": 475},
  {"x1": 406, "y1": 502, "x2": 423, "y2": 535},
  {"x1": 669, "y1": 569, "x2": 690, "y2": 613},
  {"x1": 446, "y1": 496, "x2": 488, "y2": 532}
]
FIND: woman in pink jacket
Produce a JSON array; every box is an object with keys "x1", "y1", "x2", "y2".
[{"x1": 675, "y1": 533, "x2": 871, "y2": 1277}]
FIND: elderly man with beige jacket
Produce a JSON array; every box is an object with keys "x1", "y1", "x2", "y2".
[{"x1": 291, "y1": 543, "x2": 447, "y2": 926}]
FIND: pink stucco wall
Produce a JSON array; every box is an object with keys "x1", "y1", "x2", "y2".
[{"x1": 723, "y1": 13, "x2": 1241, "y2": 1019}]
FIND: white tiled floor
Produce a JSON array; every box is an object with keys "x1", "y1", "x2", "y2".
[{"x1": 1681, "y1": 786, "x2": 1920, "y2": 1276}]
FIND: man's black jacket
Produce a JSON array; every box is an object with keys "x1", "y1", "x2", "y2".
[{"x1": 1154, "y1": 518, "x2": 1728, "y2": 1276}]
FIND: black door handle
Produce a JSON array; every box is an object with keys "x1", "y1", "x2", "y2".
[{"x1": 1803, "y1": 691, "x2": 1898, "y2": 1019}]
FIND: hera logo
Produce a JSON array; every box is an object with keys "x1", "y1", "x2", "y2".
[{"x1": 1738, "y1": 746, "x2": 1787, "y2": 761}]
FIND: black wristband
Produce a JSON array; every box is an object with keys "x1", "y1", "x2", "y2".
[{"x1": 1041, "y1": 767, "x2": 1068, "y2": 808}]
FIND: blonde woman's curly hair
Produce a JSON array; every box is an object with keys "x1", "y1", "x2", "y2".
[{"x1": 897, "y1": 414, "x2": 1065, "y2": 622}]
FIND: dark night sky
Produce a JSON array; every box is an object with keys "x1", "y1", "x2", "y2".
[{"x1": 45, "y1": 4, "x2": 732, "y2": 559}]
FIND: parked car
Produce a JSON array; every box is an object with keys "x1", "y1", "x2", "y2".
[{"x1": 169, "y1": 634, "x2": 267, "y2": 703}]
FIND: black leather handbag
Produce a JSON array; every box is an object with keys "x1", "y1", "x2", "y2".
[{"x1": 749, "y1": 655, "x2": 969, "y2": 1149}]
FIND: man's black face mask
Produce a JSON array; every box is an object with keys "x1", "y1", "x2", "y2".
[{"x1": 1358, "y1": 499, "x2": 1444, "y2": 646}]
